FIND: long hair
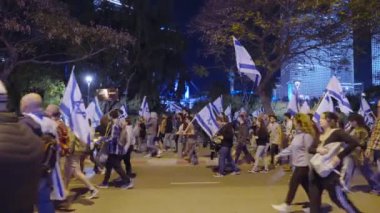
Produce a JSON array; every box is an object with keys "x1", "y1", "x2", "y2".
[
  {"x1": 256, "y1": 117, "x2": 268, "y2": 135},
  {"x1": 293, "y1": 113, "x2": 316, "y2": 140}
]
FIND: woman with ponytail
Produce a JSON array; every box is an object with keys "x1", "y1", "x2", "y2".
[{"x1": 272, "y1": 113, "x2": 316, "y2": 212}]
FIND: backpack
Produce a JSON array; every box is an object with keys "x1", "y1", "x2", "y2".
[{"x1": 41, "y1": 133, "x2": 58, "y2": 174}]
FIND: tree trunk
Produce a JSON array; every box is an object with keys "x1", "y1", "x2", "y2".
[{"x1": 258, "y1": 89, "x2": 274, "y2": 114}]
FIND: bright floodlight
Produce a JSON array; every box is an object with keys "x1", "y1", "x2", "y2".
[{"x1": 85, "y1": 75, "x2": 93, "y2": 84}]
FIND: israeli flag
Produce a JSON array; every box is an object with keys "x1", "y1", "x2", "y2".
[
  {"x1": 287, "y1": 92, "x2": 300, "y2": 115},
  {"x1": 195, "y1": 103, "x2": 220, "y2": 138},
  {"x1": 234, "y1": 107, "x2": 246, "y2": 120},
  {"x1": 313, "y1": 93, "x2": 334, "y2": 124},
  {"x1": 224, "y1": 104, "x2": 232, "y2": 122},
  {"x1": 326, "y1": 76, "x2": 352, "y2": 115},
  {"x1": 233, "y1": 36, "x2": 261, "y2": 88},
  {"x1": 211, "y1": 95, "x2": 223, "y2": 115},
  {"x1": 252, "y1": 107, "x2": 264, "y2": 118},
  {"x1": 359, "y1": 97, "x2": 376, "y2": 129},
  {"x1": 166, "y1": 102, "x2": 182, "y2": 113},
  {"x1": 139, "y1": 96, "x2": 150, "y2": 119},
  {"x1": 300, "y1": 101, "x2": 311, "y2": 114},
  {"x1": 86, "y1": 97, "x2": 103, "y2": 128},
  {"x1": 60, "y1": 71, "x2": 92, "y2": 145},
  {"x1": 120, "y1": 105, "x2": 128, "y2": 118}
]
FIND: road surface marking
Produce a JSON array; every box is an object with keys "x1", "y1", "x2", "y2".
[{"x1": 170, "y1": 181, "x2": 221, "y2": 185}]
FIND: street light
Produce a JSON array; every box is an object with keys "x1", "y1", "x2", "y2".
[{"x1": 85, "y1": 75, "x2": 93, "y2": 105}]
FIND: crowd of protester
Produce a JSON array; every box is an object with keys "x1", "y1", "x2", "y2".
[{"x1": 1, "y1": 79, "x2": 380, "y2": 213}]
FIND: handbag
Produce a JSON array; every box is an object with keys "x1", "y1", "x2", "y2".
[{"x1": 95, "y1": 140, "x2": 109, "y2": 167}]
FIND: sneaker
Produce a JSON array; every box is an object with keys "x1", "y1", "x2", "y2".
[
  {"x1": 230, "y1": 171, "x2": 241, "y2": 175},
  {"x1": 248, "y1": 169, "x2": 259, "y2": 173},
  {"x1": 271, "y1": 203, "x2": 290, "y2": 212},
  {"x1": 97, "y1": 183, "x2": 109, "y2": 189},
  {"x1": 121, "y1": 182, "x2": 134, "y2": 190},
  {"x1": 213, "y1": 173, "x2": 224, "y2": 178},
  {"x1": 144, "y1": 154, "x2": 152, "y2": 158},
  {"x1": 87, "y1": 189, "x2": 99, "y2": 199},
  {"x1": 369, "y1": 188, "x2": 380, "y2": 195},
  {"x1": 302, "y1": 207, "x2": 310, "y2": 213},
  {"x1": 261, "y1": 169, "x2": 269, "y2": 174}
]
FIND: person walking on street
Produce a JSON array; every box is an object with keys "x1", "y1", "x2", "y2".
[
  {"x1": 235, "y1": 115, "x2": 255, "y2": 164},
  {"x1": 0, "y1": 81, "x2": 44, "y2": 213},
  {"x1": 272, "y1": 113, "x2": 316, "y2": 212},
  {"x1": 45, "y1": 104, "x2": 98, "y2": 199}
]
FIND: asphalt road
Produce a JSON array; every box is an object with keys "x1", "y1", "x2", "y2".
[{"x1": 62, "y1": 158, "x2": 380, "y2": 213}]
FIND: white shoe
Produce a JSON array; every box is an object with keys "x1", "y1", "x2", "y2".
[
  {"x1": 272, "y1": 203, "x2": 290, "y2": 212},
  {"x1": 87, "y1": 189, "x2": 99, "y2": 199},
  {"x1": 144, "y1": 154, "x2": 152, "y2": 158},
  {"x1": 121, "y1": 182, "x2": 134, "y2": 190},
  {"x1": 302, "y1": 207, "x2": 310, "y2": 213}
]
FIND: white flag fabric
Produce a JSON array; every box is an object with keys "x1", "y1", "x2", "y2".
[
  {"x1": 166, "y1": 102, "x2": 182, "y2": 113},
  {"x1": 60, "y1": 71, "x2": 92, "y2": 145},
  {"x1": 234, "y1": 107, "x2": 246, "y2": 120},
  {"x1": 86, "y1": 97, "x2": 103, "y2": 128},
  {"x1": 211, "y1": 96, "x2": 223, "y2": 115},
  {"x1": 120, "y1": 105, "x2": 128, "y2": 118},
  {"x1": 313, "y1": 93, "x2": 334, "y2": 124},
  {"x1": 287, "y1": 93, "x2": 300, "y2": 115},
  {"x1": 139, "y1": 96, "x2": 150, "y2": 119},
  {"x1": 300, "y1": 101, "x2": 311, "y2": 114},
  {"x1": 233, "y1": 36, "x2": 261, "y2": 88},
  {"x1": 326, "y1": 76, "x2": 352, "y2": 115},
  {"x1": 252, "y1": 107, "x2": 264, "y2": 118},
  {"x1": 224, "y1": 104, "x2": 232, "y2": 122},
  {"x1": 195, "y1": 103, "x2": 220, "y2": 138},
  {"x1": 359, "y1": 97, "x2": 376, "y2": 129}
]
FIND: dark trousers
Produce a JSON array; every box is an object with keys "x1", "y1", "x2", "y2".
[
  {"x1": 285, "y1": 166, "x2": 309, "y2": 205},
  {"x1": 123, "y1": 145, "x2": 133, "y2": 175},
  {"x1": 218, "y1": 146, "x2": 239, "y2": 175},
  {"x1": 234, "y1": 143, "x2": 254, "y2": 164},
  {"x1": 270, "y1": 144, "x2": 279, "y2": 165},
  {"x1": 309, "y1": 170, "x2": 361, "y2": 213},
  {"x1": 102, "y1": 154, "x2": 130, "y2": 185}
]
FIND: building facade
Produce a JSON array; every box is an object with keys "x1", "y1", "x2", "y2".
[{"x1": 278, "y1": 38, "x2": 355, "y2": 99}]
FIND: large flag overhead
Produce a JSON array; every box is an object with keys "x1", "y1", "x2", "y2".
[
  {"x1": 287, "y1": 93, "x2": 300, "y2": 115},
  {"x1": 313, "y1": 93, "x2": 334, "y2": 124},
  {"x1": 60, "y1": 71, "x2": 91, "y2": 145},
  {"x1": 300, "y1": 101, "x2": 311, "y2": 114},
  {"x1": 326, "y1": 76, "x2": 352, "y2": 115},
  {"x1": 86, "y1": 97, "x2": 103, "y2": 128},
  {"x1": 233, "y1": 36, "x2": 261, "y2": 88},
  {"x1": 139, "y1": 96, "x2": 150, "y2": 119},
  {"x1": 359, "y1": 97, "x2": 376, "y2": 129},
  {"x1": 211, "y1": 95, "x2": 223, "y2": 115},
  {"x1": 195, "y1": 103, "x2": 220, "y2": 138},
  {"x1": 224, "y1": 104, "x2": 232, "y2": 122}
]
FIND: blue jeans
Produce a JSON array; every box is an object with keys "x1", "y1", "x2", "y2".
[
  {"x1": 37, "y1": 177, "x2": 55, "y2": 213},
  {"x1": 218, "y1": 146, "x2": 239, "y2": 175}
]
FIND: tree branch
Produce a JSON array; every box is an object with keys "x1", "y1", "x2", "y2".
[{"x1": 16, "y1": 48, "x2": 107, "y2": 65}]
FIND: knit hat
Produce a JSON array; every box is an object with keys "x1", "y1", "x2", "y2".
[{"x1": 0, "y1": 81, "x2": 8, "y2": 112}]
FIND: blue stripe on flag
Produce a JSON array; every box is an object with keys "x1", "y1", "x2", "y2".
[
  {"x1": 60, "y1": 103, "x2": 73, "y2": 130},
  {"x1": 234, "y1": 40, "x2": 242, "y2": 46},
  {"x1": 207, "y1": 105, "x2": 219, "y2": 129},
  {"x1": 239, "y1": 63, "x2": 257, "y2": 70},
  {"x1": 195, "y1": 114, "x2": 212, "y2": 137}
]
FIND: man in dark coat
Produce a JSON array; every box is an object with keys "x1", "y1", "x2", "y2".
[{"x1": 0, "y1": 81, "x2": 44, "y2": 212}]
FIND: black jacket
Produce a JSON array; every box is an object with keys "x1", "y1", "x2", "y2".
[
  {"x1": 217, "y1": 122, "x2": 234, "y2": 148},
  {"x1": 0, "y1": 112, "x2": 44, "y2": 212}
]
